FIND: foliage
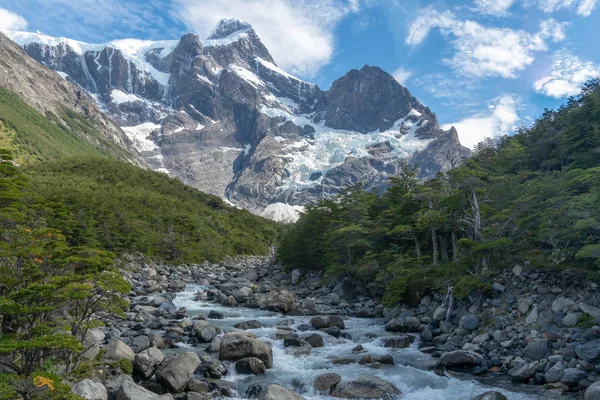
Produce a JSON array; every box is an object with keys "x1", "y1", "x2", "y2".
[
  {"x1": 279, "y1": 79, "x2": 600, "y2": 306},
  {"x1": 0, "y1": 87, "x2": 131, "y2": 164},
  {"x1": 453, "y1": 276, "x2": 492, "y2": 301},
  {"x1": 25, "y1": 156, "x2": 279, "y2": 263}
]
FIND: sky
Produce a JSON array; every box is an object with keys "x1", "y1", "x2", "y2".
[{"x1": 1, "y1": 0, "x2": 599, "y2": 149}]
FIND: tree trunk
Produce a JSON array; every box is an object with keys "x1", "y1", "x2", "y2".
[
  {"x1": 471, "y1": 190, "x2": 482, "y2": 241},
  {"x1": 440, "y1": 234, "x2": 449, "y2": 263},
  {"x1": 431, "y1": 229, "x2": 439, "y2": 265},
  {"x1": 451, "y1": 231, "x2": 459, "y2": 262},
  {"x1": 414, "y1": 234, "x2": 422, "y2": 258}
]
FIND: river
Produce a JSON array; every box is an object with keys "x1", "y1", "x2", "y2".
[{"x1": 172, "y1": 285, "x2": 559, "y2": 400}]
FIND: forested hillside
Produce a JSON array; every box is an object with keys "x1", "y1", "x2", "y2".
[{"x1": 279, "y1": 80, "x2": 600, "y2": 305}]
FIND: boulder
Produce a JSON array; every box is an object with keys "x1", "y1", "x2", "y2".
[
  {"x1": 304, "y1": 333, "x2": 324, "y2": 348},
  {"x1": 385, "y1": 317, "x2": 420, "y2": 333},
  {"x1": 234, "y1": 357, "x2": 266, "y2": 375},
  {"x1": 219, "y1": 331, "x2": 273, "y2": 368},
  {"x1": 196, "y1": 326, "x2": 217, "y2": 343},
  {"x1": 525, "y1": 307, "x2": 539, "y2": 325},
  {"x1": 104, "y1": 374, "x2": 134, "y2": 400},
  {"x1": 459, "y1": 314, "x2": 481, "y2": 331},
  {"x1": 562, "y1": 313, "x2": 579, "y2": 327},
  {"x1": 208, "y1": 310, "x2": 224, "y2": 319},
  {"x1": 522, "y1": 340, "x2": 550, "y2": 361},
  {"x1": 134, "y1": 347, "x2": 165, "y2": 379},
  {"x1": 474, "y1": 392, "x2": 507, "y2": 400},
  {"x1": 331, "y1": 376, "x2": 401, "y2": 399},
  {"x1": 265, "y1": 290, "x2": 295, "y2": 313},
  {"x1": 382, "y1": 335, "x2": 411, "y2": 348},
  {"x1": 544, "y1": 362, "x2": 565, "y2": 383},
  {"x1": 72, "y1": 379, "x2": 108, "y2": 400},
  {"x1": 585, "y1": 381, "x2": 600, "y2": 400},
  {"x1": 314, "y1": 373, "x2": 341, "y2": 393},
  {"x1": 508, "y1": 362, "x2": 538, "y2": 382},
  {"x1": 433, "y1": 306, "x2": 447, "y2": 321},
  {"x1": 155, "y1": 352, "x2": 201, "y2": 393},
  {"x1": 439, "y1": 350, "x2": 479, "y2": 369},
  {"x1": 576, "y1": 339, "x2": 600, "y2": 362},
  {"x1": 233, "y1": 287, "x2": 253, "y2": 303},
  {"x1": 116, "y1": 380, "x2": 157, "y2": 400},
  {"x1": 552, "y1": 297, "x2": 575, "y2": 313},
  {"x1": 197, "y1": 356, "x2": 227, "y2": 379},
  {"x1": 104, "y1": 339, "x2": 135, "y2": 361},
  {"x1": 291, "y1": 269, "x2": 302, "y2": 284},
  {"x1": 579, "y1": 303, "x2": 600, "y2": 319},
  {"x1": 310, "y1": 316, "x2": 345, "y2": 330},
  {"x1": 258, "y1": 384, "x2": 305, "y2": 400},
  {"x1": 560, "y1": 368, "x2": 587, "y2": 387},
  {"x1": 168, "y1": 280, "x2": 186, "y2": 292},
  {"x1": 233, "y1": 320, "x2": 265, "y2": 330}
]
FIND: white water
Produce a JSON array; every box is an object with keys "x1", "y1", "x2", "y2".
[{"x1": 172, "y1": 285, "x2": 551, "y2": 400}]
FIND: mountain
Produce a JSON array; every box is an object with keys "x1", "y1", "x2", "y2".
[
  {"x1": 0, "y1": 32, "x2": 142, "y2": 165},
  {"x1": 4, "y1": 19, "x2": 470, "y2": 220}
]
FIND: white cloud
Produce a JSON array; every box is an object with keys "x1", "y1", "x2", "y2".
[
  {"x1": 407, "y1": 10, "x2": 568, "y2": 79},
  {"x1": 473, "y1": 0, "x2": 516, "y2": 16},
  {"x1": 536, "y1": 0, "x2": 597, "y2": 17},
  {"x1": 535, "y1": 51, "x2": 600, "y2": 98},
  {"x1": 0, "y1": 7, "x2": 28, "y2": 30},
  {"x1": 391, "y1": 67, "x2": 412, "y2": 85},
  {"x1": 442, "y1": 95, "x2": 519, "y2": 149},
  {"x1": 172, "y1": 0, "x2": 358, "y2": 76}
]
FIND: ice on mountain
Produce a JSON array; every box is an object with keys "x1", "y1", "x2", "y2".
[
  {"x1": 230, "y1": 65, "x2": 264, "y2": 87},
  {"x1": 196, "y1": 74, "x2": 214, "y2": 85},
  {"x1": 56, "y1": 71, "x2": 68, "y2": 80},
  {"x1": 110, "y1": 89, "x2": 142, "y2": 104},
  {"x1": 259, "y1": 203, "x2": 304, "y2": 223},
  {"x1": 122, "y1": 122, "x2": 161, "y2": 152}
]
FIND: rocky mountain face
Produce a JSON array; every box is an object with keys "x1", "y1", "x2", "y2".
[
  {"x1": 5, "y1": 19, "x2": 470, "y2": 221},
  {"x1": 0, "y1": 32, "x2": 143, "y2": 165}
]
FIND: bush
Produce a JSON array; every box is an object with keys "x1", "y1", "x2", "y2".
[{"x1": 453, "y1": 276, "x2": 492, "y2": 301}]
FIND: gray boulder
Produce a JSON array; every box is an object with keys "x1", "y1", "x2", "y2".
[
  {"x1": 544, "y1": 362, "x2": 565, "y2": 383},
  {"x1": 72, "y1": 379, "x2": 108, "y2": 400},
  {"x1": 258, "y1": 384, "x2": 305, "y2": 400},
  {"x1": 522, "y1": 340, "x2": 550, "y2": 361},
  {"x1": 560, "y1": 368, "x2": 587, "y2": 387},
  {"x1": 304, "y1": 333, "x2": 324, "y2": 348},
  {"x1": 439, "y1": 350, "x2": 479, "y2": 369},
  {"x1": 474, "y1": 392, "x2": 507, "y2": 400},
  {"x1": 384, "y1": 317, "x2": 420, "y2": 333},
  {"x1": 459, "y1": 314, "x2": 481, "y2": 331},
  {"x1": 116, "y1": 380, "x2": 157, "y2": 400},
  {"x1": 265, "y1": 290, "x2": 295, "y2": 313},
  {"x1": 508, "y1": 362, "x2": 538, "y2": 382},
  {"x1": 234, "y1": 320, "x2": 265, "y2": 330},
  {"x1": 219, "y1": 331, "x2": 273, "y2": 368},
  {"x1": 233, "y1": 287, "x2": 253, "y2": 303},
  {"x1": 234, "y1": 357, "x2": 266, "y2": 375},
  {"x1": 196, "y1": 326, "x2": 218, "y2": 343},
  {"x1": 104, "y1": 339, "x2": 135, "y2": 361},
  {"x1": 104, "y1": 374, "x2": 134, "y2": 400},
  {"x1": 580, "y1": 303, "x2": 600, "y2": 319},
  {"x1": 155, "y1": 352, "x2": 201, "y2": 392},
  {"x1": 576, "y1": 339, "x2": 600, "y2": 362},
  {"x1": 314, "y1": 373, "x2": 341, "y2": 393},
  {"x1": 585, "y1": 381, "x2": 600, "y2": 400},
  {"x1": 331, "y1": 376, "x2": 401, "y2": 399},
  {"x1": 552, "y1": 297, "x2": 575, "y2": 313},
  {"x1": 133, "y1": 347, "x2": 165, "y2": 379},
  {"x1": 382, "y1": 335, "x2": 411, "y2": 348}
]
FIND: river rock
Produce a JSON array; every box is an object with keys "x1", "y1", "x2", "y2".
[
  {"x1": 562, "y1": 313, "x2": 579, "y2": 327},
  {"x1": 585, "y1": 381, "x2": 600, "y2": 400},
  {"x1": 233, "y1": 287, "x2": 253, "y2": 303},
  {"x1": 134, "y1": 347, "x2": 165, "y2": 379},
  {"x1": 508, "y1": 362, "x2": 538, "y2": 382},
  {"x1": 560, "y1": 368, "x2": 587, "y2": 387},
  {"x1": 580, "y1": 303, "x2": 600, "y2": 319},
  {"x1": 459, "y1": 314, "x2": 481, "y2": 331},
  {"x1": 196, "y1": 326, "x2": 218, "y2": 343},
  {"x1": 525, "y1": 307, "x2": 539, "y2": 325},
  {"x1": 234, "y1": 320, "x2": 265, "y2": 330},
  {"x1": 198, "y1": 356, "x2": 227, "y2": 379},
  {"x1": 72, "y1": 379, "x2": 108, "y2": 400},
  {"x1": 258, "y1": 384, "x2": 305, "y2": 400},
  {"x1": 208, "y1": 310, "x2": 224, "y2": 319},
  {"x1": 265, "y1": 290, "x2": 295, "y2": 313},
  {"x1": 439, "y1": 350, "x2": 479, "y2": 369},
  {"x1": 304, "y1": 333, "x2": 324, "y2": 347},
  {"x1": 219, "y1": 331, "x2": 273, "y2": 368},
  {"x1": 545, "y1": 362, "x2": 565, "y2": 383},
  {"x1": 523, "y1": 340, "x2": 550, "y2": 361},
  {"x1": 385, "y1": 317, "x2": 420, "y2": 333},
  {"x1": 310, "y1": 316, "x2": 345, "y2": 330},
  {"x1": 575, "y1": 339, "x2": 600, "y2": 362},
  {"x1": 382, "y1": 335, "x2": 411, "y2": 348},
  {"x1": 291, "y1": 269, "x2": 302, "y2": 285},
  {"x1": 474, "y1": 392, "x2": 507, "y2": 400},
  {"x1": 104, "y1": 339, "x2": 135, "y2": 361},
  {"x1": 168, "y1": 280, "x2": 186, "y2": 292},
  {"x1": 433, "y1": 306, "x2": 447, "y2": 321},
  {"x1": 314, "y1": 373, "x2": 341, "y2": 393},
  {"x1": 155, "y1": 352, "x2": 201, "y2": 392},
  {"x1": 235, "y1": 357, "x2": 266, "y2": 375},
  {"x1": 331, "y1": 376, "x2": 401, "y2": 399},
  {"x1": 552, "y1": 297, "x2": 575, "y2": 313},
  {"x1": 104, "y1": 374, "x2": 133, "y2": 399},
  {"x1": 283, "y1": 334, "x2": 303, "y2": 347},
  {"x1": 116, "y1": 380, "x2": 157, "y2": 400}
]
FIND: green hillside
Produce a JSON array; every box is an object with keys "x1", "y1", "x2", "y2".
[
  {"x1": 0, "y1": 87, "x2": 132, "y2": 164},
  {"x1": 278, "y1": 79, "x2": 600, "y2": 305},
  {"x1": 25, "y1": 157, "x2": 278, "y2": 263}
]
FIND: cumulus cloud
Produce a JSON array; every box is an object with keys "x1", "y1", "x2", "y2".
[
  {"x1": 473, "y1": 0, "x2": 516, "y2": 16},
  {"x1": 535, "y1": 51, "x2": 600, "y2": 98},
  {"x1": 0, "y1": 7, "x2": 28, "y2": 30},
  {"x1": 536, "y1": 0, "x2": 597, "y2": 17},
  {"x1": 171, "y1": 0, "x2": 358, "y2": 76},
  {"x1": 407, "y1": 10, "x2": 568, "y2": 79},
  {"x1": 442, "y1": 95, "x2": 519, "y2": 149},
  {"x1": 391, "y1": 67, "x2": 412, "y2": 85}
]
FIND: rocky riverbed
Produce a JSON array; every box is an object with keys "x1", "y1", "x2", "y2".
[{"x1": 69, "y1": 254, "x2": 600, "y2": 400}]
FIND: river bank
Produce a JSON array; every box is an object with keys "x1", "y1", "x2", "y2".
[{"x1": 68, "y1": 254, "x2": 600, "y2": 399}]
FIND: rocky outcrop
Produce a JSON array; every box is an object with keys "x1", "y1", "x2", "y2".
[{"x1": 155, "y1": 352, "x2": 201, "y2": 392}]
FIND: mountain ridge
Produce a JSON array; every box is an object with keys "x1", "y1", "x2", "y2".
[{"x1": 3, "y1": 19, "x2": 470, "y2": 220}]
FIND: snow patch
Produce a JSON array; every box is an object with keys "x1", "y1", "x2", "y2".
[
  {"x1": 205, "y1": 29, "x2": 251, "y2": 47},
  {"x1": 259, "y1": 203, "x2": 304, "y2": 223},
  {"x1": 196, "y1": 123, "x2": 205, "y2": 131},
  {"x1": 56, "y1": 71, "x2": 69, "y2": 80},
  {"x1": 230, "y1": 65, "x2": 264, "y2": 87},
  {"x1": 121, "y1": 122, "x2": 161, "y2": 152},
  {"x1": 110, "y1": 89, "x2": 142, "y2": 104},
  {"x1": 256, "y1": 57, "x2": 309, "y2": 84}
]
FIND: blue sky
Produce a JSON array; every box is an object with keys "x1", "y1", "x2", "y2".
[{"x1": 1, "y1": 0, "x2": 599, "y2": 148}]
